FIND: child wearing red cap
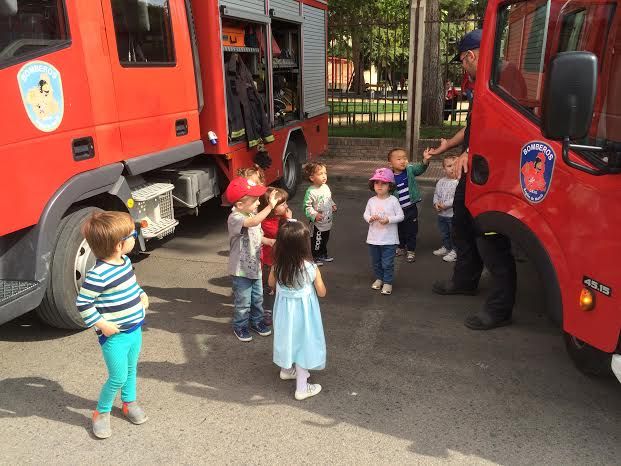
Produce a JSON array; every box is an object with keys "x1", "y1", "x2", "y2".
[
  {"x1": 224, "y1": 177, "x2": 279, "y2": 342},
  {"x1": 364, "y1": 168, "x2": 404, "y2": 295}
]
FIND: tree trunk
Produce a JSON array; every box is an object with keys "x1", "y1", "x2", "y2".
[
  {"x1": 421, "y1": 0, "x2": 443, "y2": 126},
  {"x1": 350, "y1": 30, "x2": 366, "y2": 95}
]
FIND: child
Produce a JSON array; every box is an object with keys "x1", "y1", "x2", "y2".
[
  {"x1": 388, "y1": 148, "x2": 432, "y2": 262},
  {"x1": 433, "y1": 156, "x2": 459, "y2": 262},
  {"x1": 364, "y1": 168, "x2": 405, "y2": 295},
  {"x1": 269, "y1": 220, "x2": 327, "y2": 400},
  {"x1": 259, "y1": 187, "x2": 292, "y2": 326},
  {"x1": 303, "y1": 162, "x2": 337, "y2": 266},
  {"x1": 237, "y1": 165, "x2": 266, "y2": 186},
  {"x1": 225, "y1": 176, "x2": 278, "y2": 342},
  {"x1": 75, "y1": 211, "x2": 149, "y2": 439}
]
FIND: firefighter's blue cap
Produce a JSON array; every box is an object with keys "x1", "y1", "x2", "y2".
[{"x1": 452, "y1": 29, "x2": 482, "y2": 62}]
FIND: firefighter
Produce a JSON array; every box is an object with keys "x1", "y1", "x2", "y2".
[{"x1": 427, "y1": 29, "x2": 517, "y2": 330}]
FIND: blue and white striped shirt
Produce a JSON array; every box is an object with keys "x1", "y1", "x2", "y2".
[
  {"x1": 76, "y1": 256, "x2": 145, "y2": 343},
  {"x1": 394, "y1": 171, "x2": 412, "y2": 209}
]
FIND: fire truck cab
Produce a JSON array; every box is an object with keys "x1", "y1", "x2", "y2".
[
  {"x1": 0, "y1": 0, "x2": 328, "y2": 328},
  {"x1": 472, "y1": 0, "x2": 620, "y2": 374}
]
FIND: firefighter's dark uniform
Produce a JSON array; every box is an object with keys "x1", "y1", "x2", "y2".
[{"x1": 441, "y1": 101, "x2": 517, "y2": 326}]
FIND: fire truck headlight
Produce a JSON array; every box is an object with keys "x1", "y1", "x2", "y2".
[{"x1": 579, "y1": 288, "x2": 596, "y2": 311}]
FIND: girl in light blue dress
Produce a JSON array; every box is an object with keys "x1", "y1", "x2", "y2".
[{"x1": 269, "y1": 219, "x2": 327, "y2": 400}]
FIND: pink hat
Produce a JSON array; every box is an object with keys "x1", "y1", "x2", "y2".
[{"x1": 369, "y1": 167, "x2": 395, "y2": 184}]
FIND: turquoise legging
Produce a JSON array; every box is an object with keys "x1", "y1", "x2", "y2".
[{"x1": 97, "y1": 328, "x2": 142, "y2": 413}]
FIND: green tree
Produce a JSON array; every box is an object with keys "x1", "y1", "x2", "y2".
[{"x1": 329, "y1": 0, "x2": 409, "y2": 94}]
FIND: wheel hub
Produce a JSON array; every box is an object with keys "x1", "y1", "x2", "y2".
[{"x1": 74, "y1": 238, "x2": 96, "y2": 293}]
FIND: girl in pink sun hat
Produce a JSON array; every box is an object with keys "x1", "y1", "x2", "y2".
[{"x1": 363, "y1": 168, "x2": 405, "y2": 295}]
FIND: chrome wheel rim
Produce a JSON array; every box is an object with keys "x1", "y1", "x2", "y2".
[{"x1": 74, "y1": 238, "x2": 96, "y2": 293}]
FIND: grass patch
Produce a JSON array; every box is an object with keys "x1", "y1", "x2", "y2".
[{"x1": 328, "y1": 121, "x2": 464, "y2": 139}]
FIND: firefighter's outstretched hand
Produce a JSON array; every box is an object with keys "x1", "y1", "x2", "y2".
[
  {"x1": 140, "y1": 293, "x2": 150, "y2": 310},
  {"x1": 428, "y1": 138, "x2": 449, "y2": 156},
  {"x1": 454, "y1": 151, "x2": 469, "y2": 179}
]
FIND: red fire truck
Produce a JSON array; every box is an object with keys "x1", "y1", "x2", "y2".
[
  {"x1": 471, "y1": 0, "x2": 620, "y2": 374},
  {"x1": 0, "y1": 0, "x2": 328, "y2": 328}
]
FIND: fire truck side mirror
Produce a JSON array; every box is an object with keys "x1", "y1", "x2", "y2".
[
  {"x1": 0, "y1": 0, "x2": 17, "y2": 16},
  {"x1": 541, "y1": 51, "x2": 597, "y2": 141}
]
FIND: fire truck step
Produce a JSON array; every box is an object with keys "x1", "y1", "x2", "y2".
[{"x1": 0, "y1": 280, "x2": 38, "y2": 306}]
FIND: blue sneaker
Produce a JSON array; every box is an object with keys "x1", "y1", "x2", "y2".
[
  {"x1": 250, "y1": 322, "x2": 272, "y2": 337},
  {"x1": 233, "y1": 327, "x2": 252, "y2": 342}
]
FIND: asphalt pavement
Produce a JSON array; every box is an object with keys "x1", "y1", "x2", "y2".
[{"x1": 0, "y1": 177, "x2": 619, "y2": 465}]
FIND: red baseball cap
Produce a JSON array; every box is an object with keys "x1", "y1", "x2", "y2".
[{"x1": 225, "y1": 176, "x2": 267, "y2": 204}]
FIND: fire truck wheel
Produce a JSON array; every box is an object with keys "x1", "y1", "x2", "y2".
[
  {"x1": 279, "y1": 142, "x2": 301, "y2": 198},
  {"x1": 563, "y1": 332, "x2": 613, "y2": 377},
  {"x1": 37, "y1": 207, "x2": 101, "y2": 329}
]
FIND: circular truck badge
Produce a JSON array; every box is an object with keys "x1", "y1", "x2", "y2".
[
  {"x1": 17, "y1": 60, "x2": 64, "y2": 132},
  {"x1": 520, "y1": 141, "x2": 556, "y2": 203}
]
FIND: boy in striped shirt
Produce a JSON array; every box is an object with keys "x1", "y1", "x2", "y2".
[
  {"x1": 76, "y1": 211, "x2": 149, "y2": 439},
  {"x1": 388, "y1": 148, "x2": 432, "y2": 262}
]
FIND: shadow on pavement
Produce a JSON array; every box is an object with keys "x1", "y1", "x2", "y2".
[
  {"x1": 0, "y1": 313, "x2": 79, "y2": 342},
  {"x1": 0, "y1": 377, "x2": 92, "y2": 433}
]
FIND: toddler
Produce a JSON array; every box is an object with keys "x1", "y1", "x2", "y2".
[
  {"x1": 388, "y1": 148, "x2": 432, "y2": 262},
  {"x1": 76, "y1": 211, "x2": 149, "y2": 439},
  {"x1": 364, "y1": 168, "x2": 404, "y2": 295},
  {"x1": 303, "y1": 161, "x2": 337, "y2": 266},
  {"x1": 433, "y1": 156, "x2": 459, "y2": 262},
  {"x1": 269, "y1": 220, "x2": 327, "y2": 400},
  {"x1": 225, "y1": 177, "x2": 278, "y2": 342},
  {"x1": 259, "y1": 187, "x2": 292, "y2": 326}
]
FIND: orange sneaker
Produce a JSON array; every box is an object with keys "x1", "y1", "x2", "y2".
[
  {"x1": 122, "y1": 402, "x2": 148, "y2": 425},
  {"x1": 92, "y1": 410, "x2": 111, "y2": 439}
]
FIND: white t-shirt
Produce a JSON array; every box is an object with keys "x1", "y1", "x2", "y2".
[{"x1": 363, "y1": 196, "x2": 404, "y2": 245}]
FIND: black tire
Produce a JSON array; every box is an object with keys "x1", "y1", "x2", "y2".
[
  {"x1": 563, "y1": 332, "x2": 613, "y2": 377},
  {"x1": 36, "y1": 207, "x2": 101, "y2": 329},
  {"x1": 278, "y1": 141, "x2": 302, "y2": 199}
]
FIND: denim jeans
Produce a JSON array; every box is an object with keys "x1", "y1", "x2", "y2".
[
  {"x1": 437, "y1": 215, "x2": 454, "y2": 251},
  {"x1": 231, "y1": 276, "x2": 264, "y2": 330},
  {"x1": 369, "y1": 244, "x2": 397, "y2": 284}
]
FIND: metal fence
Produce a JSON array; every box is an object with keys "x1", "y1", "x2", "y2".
[
  {"x1": 328, "y1": 19, "x2": 410, "y2": 138},
  {"x1": 328, "y1": 16, "x2": 481, "y2": 139}
]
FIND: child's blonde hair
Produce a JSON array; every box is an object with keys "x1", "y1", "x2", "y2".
[
  {"x1": 237, "y1": 165, "x2": 266, "y2": 185},
  {"x1": 81, "y1": 211, "x2": 134, "y2": 259},
  {"x1": 442, "y1": 155, "x2": 457, "y2": 168}
]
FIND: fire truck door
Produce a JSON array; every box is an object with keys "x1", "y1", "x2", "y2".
[
  {"x1": 100, "y1": 0, "x2": 198, "y2": 159},
  {"x1": 0, "y1": 0, "x2": 99, "y2": 235}
]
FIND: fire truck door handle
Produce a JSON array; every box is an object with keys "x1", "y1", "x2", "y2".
[
  {"x1": 72, "y1": 137, "x2": 95, "y2": 161},
  {"x1": 175, "y1": 119, "x2": 188, "y2": 136}
]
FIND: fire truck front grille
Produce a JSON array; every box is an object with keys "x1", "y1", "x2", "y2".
[{"x1": 0, "y1": 280, "x2": 38, "y2": 305}]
